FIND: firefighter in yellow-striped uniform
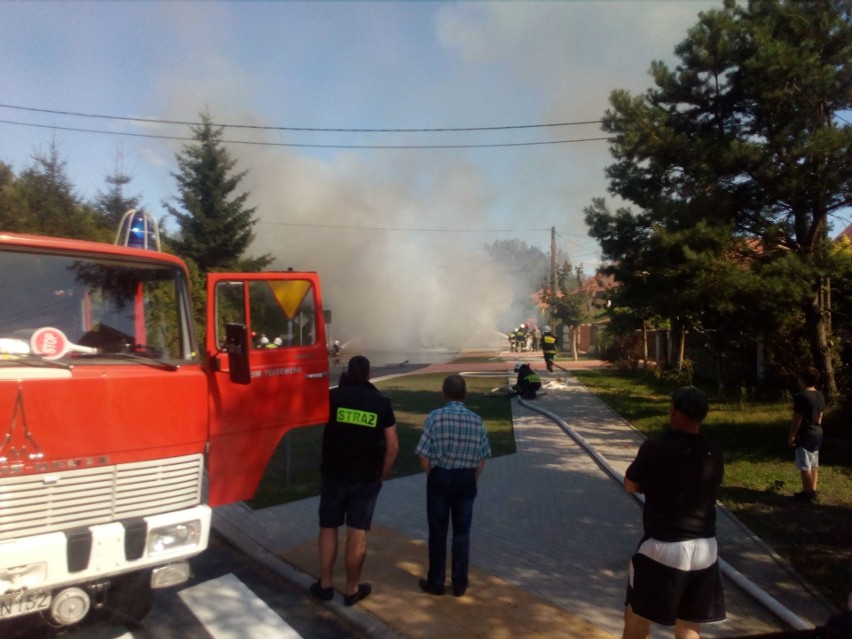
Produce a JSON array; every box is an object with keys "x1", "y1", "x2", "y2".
[
  {"x1": 513, "y1": 362, "x2": 542, "y2": 399},
  {"x1": 541, "y1": 325, "x2": 558, "y2": 372}
]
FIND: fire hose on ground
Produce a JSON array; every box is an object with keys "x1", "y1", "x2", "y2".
[{"x1": 514, "y1": 393, "x2": 814, "y2": 632}]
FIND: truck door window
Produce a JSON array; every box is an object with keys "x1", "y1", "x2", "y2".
[
  {"x1": 248, "y1": 279, "x2": 316, "y2": 349},
  {"x1": 214, "y1": 281, "x2": 247, "y2": 348}
]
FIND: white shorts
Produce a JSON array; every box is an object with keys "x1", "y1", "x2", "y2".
[
  {"x1": 634, "y1": 537, "x2": 718, "y2": 572},
  {"x1": 795, "y1": 447, "x2": 819, "y2": 471}
]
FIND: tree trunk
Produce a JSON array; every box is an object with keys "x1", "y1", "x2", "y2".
[
  {"x1": 714, "y1": 353, "x2": 724, "y2": 396},
  {"x1": 804, "y1": 293, "x2": 837, "y2": 403},
  {"x1": 671, "y1": 325, "x2": 686, "y2": 370}
]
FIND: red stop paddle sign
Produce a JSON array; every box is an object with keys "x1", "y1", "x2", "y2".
[{"x1": 30, "y1": 327, "x2": 70, "y2": 360}]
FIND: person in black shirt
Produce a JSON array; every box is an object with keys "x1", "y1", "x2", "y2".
[
  {"x1": 788, "y1": 366, "x2": 825, "y2": 502},
  {"x1": 622, "y1": 386, "x2": 725, "y2": 639},
  {"x1": 311, "y1": 356, "x2": 399, "y2": 607}
]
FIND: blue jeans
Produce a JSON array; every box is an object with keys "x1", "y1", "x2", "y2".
[{"x1": 425, "y1": 467, "x2": 478, "y2": 588}]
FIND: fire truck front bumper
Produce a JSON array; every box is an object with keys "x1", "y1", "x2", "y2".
[{"x1": 0, "y1": 504, "x2": 212, "y2": 620}]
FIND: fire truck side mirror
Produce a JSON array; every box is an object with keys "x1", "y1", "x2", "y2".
[{"x1": 224, "y1": 323, "x2": 251, "y2": 385}]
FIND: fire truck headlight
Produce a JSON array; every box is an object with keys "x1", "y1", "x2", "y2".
[{"x1": 147, "y1": 520, "x2": 202, "y2": 555}]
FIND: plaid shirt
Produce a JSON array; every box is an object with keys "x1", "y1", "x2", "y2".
[{"x1": 415, "y1": 401, "x2": 491, "y2": 470}]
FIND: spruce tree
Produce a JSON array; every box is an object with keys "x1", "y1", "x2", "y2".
[
  {"x1": 165, "y1": 109, "x2": 271, "y2": 272},
  {"x1": 13, "y1": 140, "x2": 106, "y2": 241},
  {"x1": 94, "y1": 151, "x2": 144, "y2": 229}
]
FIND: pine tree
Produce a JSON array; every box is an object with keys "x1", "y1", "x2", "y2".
[
  {"x1": 13, "y1": 140, "x2": 107, "y2": 241},
  {"x1": 0, "y1": 161, "x2": 22, "y2": 231},
  {"x1": 94, "y1": 150, "x2": 144, "y2": 229},
  {"x1": 586, "y1": 0, "x2": 852, "y2": 399},
  {"x1": 165, "y1": 109, "x2": 271, "y2": 272}
]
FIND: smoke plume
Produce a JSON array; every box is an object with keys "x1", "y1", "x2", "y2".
[{"x1": 242, "y1": 146, "x2": 526, "y2": 353}]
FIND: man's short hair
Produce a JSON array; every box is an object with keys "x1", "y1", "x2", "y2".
[
  {"x1": 443, "y1": 374, "x2": 466, "y2": 400},
  {"x1": 671, "y1": 386, "x2": 708, "y2": 422},
  {"x1": 346, "y1": 355, "x2": 370, "y2": 383},
  {"x1": 798, "y1": 366, "x2": 820, "y2": 387}
]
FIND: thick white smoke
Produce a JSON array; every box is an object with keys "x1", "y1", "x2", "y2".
[{"x1": 241, "y1": 145, "x2": 526, "y2": 353}]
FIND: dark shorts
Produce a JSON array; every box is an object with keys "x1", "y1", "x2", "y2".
[
  {"x1": 626, "y1": 537, "x2": 725, "y2": 626},
  {"x1": 318, "y1": 475, "x2": 382, "y2": 531}
]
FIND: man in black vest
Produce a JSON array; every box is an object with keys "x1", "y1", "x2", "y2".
[{"x1": 311, "y1": 355, "x2": 399, "y2": 606}]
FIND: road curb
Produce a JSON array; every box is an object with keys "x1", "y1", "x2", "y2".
[{"x1": 212, "y1": 503, "x2": 407, "y2": 639}]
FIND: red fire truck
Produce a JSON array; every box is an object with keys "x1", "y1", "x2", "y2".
[{"x1": 0, "y1": 219, "x2": 329, "y2": 627}]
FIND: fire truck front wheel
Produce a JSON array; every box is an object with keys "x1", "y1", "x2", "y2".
[{"x1": 107, "y1": 570, "x2": 154, "y2": 624}]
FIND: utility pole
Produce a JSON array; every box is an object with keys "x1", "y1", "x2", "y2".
[{"x1": 550, "y1": 226, "x2": 556, "y2": 327}]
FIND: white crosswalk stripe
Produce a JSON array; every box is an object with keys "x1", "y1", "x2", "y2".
[{"x1": 178, "y1": 573, "x2": 302, "y2": 639}]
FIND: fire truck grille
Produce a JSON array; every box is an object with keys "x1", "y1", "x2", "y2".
[{"x1": 0, "y1": 454, "x2": 203, "y2": 541}]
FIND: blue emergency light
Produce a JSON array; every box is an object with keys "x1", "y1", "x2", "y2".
[{"x1": 115, "y1": 209, "x2": 161, "y2": 251}]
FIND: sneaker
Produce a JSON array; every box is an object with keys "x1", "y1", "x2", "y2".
[
  {"x1": 418, "y1": 578, "x2": 446, "y2": 596},
  {"x1": 343, "y1": 583, "x2": 371, "y2": 606},
  {"x1": 452, "y1": 583, "x2": 467, "y2": 597},
  {"x1": 790, "y1": 491, "x2": 816, "y2": 502},
  {"x1": 309, "y1": 580, "x2": 334, "y2": 601}
]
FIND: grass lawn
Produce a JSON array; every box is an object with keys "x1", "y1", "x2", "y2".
[
  {"x1": 573, "y1": 368, "x2": 852, "y2": 609},
  {"x1": 248, "y1": 371, "x2": 514, "y2": 509}
]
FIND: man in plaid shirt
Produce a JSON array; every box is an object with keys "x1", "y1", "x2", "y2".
[{"x1": 415, "y1": 374, "x2": 492, "y2": 597}]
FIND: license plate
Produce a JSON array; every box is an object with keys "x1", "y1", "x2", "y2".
[{"x1": 0, "y1": 590, "x2": 51, "y2": 619}]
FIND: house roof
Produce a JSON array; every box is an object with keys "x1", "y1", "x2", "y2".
[{"x1": 834, "y1": 223, "x2": 852, "y2": 243}]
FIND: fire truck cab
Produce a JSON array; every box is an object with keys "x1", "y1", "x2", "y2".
[{"x1": 0, "y1": 225, "x2": 329, "y2": 628}]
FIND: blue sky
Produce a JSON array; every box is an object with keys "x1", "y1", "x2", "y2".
[{"x1": 1, "y1": 1, "x2": 725, "y2": 348}]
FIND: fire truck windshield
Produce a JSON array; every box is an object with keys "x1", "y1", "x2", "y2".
[{"x1": 0, "y1": 248, "x2": 195, "y2": 363}]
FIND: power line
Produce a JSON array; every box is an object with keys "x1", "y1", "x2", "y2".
[
  {"x1": 0, "y1": 103, "x2": 603, "y2": 133},
  {"x1": 257, "y1": 221, "x2": 553, "y2": 233},
  {"x1": 0, "y1": 119, "x2": 610, "y2": 149}
]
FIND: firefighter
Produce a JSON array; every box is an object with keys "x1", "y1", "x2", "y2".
[
  {"x1": 330, "y1": 340, "x2": 342, "y2": 366},
  {"x1": 510, "y1": 326, "x2": 523, "y2": 352},
  {"x1": 513, "y1": 362, "x2": 542, "y2": 399},
  {"x1": 517, "y1": 325, "x2": 528, "y2": 352},
  {"x1": 541, "y1": 325, "x2": 558, "y2": 372}
]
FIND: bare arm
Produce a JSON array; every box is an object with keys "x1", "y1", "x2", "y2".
[
  {"x1": 418, "y1": 455, "x2": 431, "y2": 473},
  {"x1": 623, "y1": 475, "x2": 643, "y2": 494},
  {"x1": 475, "y1": 459, "x2": 485, "y2": 481},
  {"x1": 788, "y1": 413, "x2": 802, "y2": 447},
  {"x1": 381, "y1": 425, "x2": 399, "y2": 481}
]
